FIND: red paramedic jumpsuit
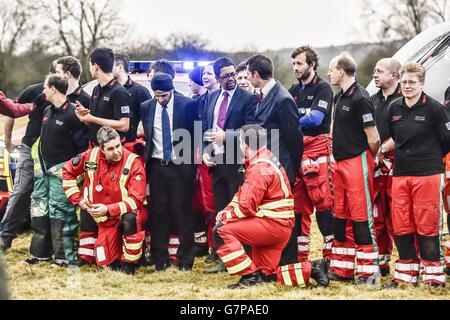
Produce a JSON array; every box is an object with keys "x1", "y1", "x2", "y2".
[
  {"x1": 442, "y1": 87, "x2": 450, "y2": 273},
  {"x1": 293, "y1": 134, "x2": 335, "y2": 261},
  {"x1": 214, "y1": 147, "x2": 295, "y2": 278},
  {"x1": 62, "y1": 147, "x2": 147, "y2": 267}
]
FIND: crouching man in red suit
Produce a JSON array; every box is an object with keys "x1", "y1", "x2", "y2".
[
  {"x1": 214, "y1": 124, "x2": 328, "y2": 289},
  {"x1": 62, "y1": 126, "x2": 147, "y2": 274}
]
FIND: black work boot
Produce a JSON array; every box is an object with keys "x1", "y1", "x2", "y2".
[
  {"x1": 311, "y1": 258, "x2": 330, "y2": 288},
  {"x1": 0, "y1": 236, "x2": 12, "y2": 253},
  {"x1": 227, "y1": 270, "x2": 263, "y2": 289},
  {"x1": 23, "y1": 256, "x2": 50, "y2": 265},
  {"x1": 203, "y1": 259, "x2": 226, "y2": 274},
  {"x1": 328, "y1": 271, "x2": 354, "y2": 283},
  {"x1": 120, "y1": 263, "x2": 137, "y2": 275},
  {"x1": 204, "y1": 248, "x2": 218, "y2": 264},
  {"x1": 107, "y1": 260, "x2": 121, "y2": 271},
  {"x1": 381, "y1": 280, "x2": 399, "y2": 290},
  {"x1": 444, "y1": 267, "x2": 450, "y2": 276},
  {"x1": 380, "y1": 266, "x2": 391, "y2": 277}
]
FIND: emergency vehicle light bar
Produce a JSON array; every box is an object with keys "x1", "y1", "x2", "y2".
[{"x1": 129, "y1": 61, "x2": 212, "y2": 74}]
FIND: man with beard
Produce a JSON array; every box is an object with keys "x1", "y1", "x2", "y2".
[
  {"x1": 201, "y1": 57, "x2": 257, "y2": 273},
  {"x1": 288, "y1": 46, "x2": 335, "y2": 263}
]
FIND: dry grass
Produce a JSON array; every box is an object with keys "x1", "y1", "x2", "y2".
[{"x1": 3, "y1": 217, "x2": 449, "y2": 300}]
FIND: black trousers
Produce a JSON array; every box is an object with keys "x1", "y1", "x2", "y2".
[
  {"x1": 279, "y1": 178, "x2": 299, "y2": 266},
  {"x1": 211, "y1": 164, "x2": 241, "y2": 213},
  {"x1": 148, "y1": 160, "x2": 196, "y2": 266}
]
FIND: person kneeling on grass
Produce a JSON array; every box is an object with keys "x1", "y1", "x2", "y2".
[
  {"x1": 213, "y1": 124, "x2": 329, "y2": 289},
  {"x1": 62, "y1": 126, "x2": 147, "y2": 275}
]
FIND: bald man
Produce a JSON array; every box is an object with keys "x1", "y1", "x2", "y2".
[
  {"x1": 371, "y1": 58, "x2": 402, "y2": 277},
  {"x1": 327, "y1": 53, "x2": 380, "y2": 284}
]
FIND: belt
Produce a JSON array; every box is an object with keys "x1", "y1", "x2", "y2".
[{"x1": 151, "y1": 158, "x2": 173, "y2": 166}]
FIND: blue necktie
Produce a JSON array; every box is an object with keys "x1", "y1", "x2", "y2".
[{"x1": 161, "y1": 104, "x2": 172, "y2": 161}]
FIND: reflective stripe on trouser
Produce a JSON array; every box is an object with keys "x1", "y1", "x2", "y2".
[
  {"x1": 78, "y1": 231, "x2": 97, "y2": 264},
  {"x1": 330, "y1": 242, "x2": 380, "y2": 278},
  {"x1": 323, "y1": 235, "x2": 334, "y2": 259},
  {"x1": 294, "y1": 157, "x2": 334, "y2": 261},
  {"x1": 121, "y1": 231, "x2": 145, "y2": 264},
  {"x1": 373, "y1": 174, "x2": 394, "y2": 270},
  {"x1": 29, "y1": 168, "x2": 78, "y2": 261},
  {"x1": 216, "y1": 217, "x2": 293, "y2": 276},
  {"x1": 144, "y1": 231, "x2": 152, "y2": 258},
  {"x1": 330, "y1": 243, "x2": 356, "y2": 279},
  {"x1": 169, "y1": 235, "x2": 180, "y2": 261},
  {"x1": 445, "y1": 240, "x2": 450, "y2": 268},
  {"x1": 392, "y1": 174, "x2": 445, "y2": 283},
  {"x1": 297, "y1": 235, "x2": 311, "y2": 263},
  {"x1": 331, "y1": 151, "x2": 378, "y2": 278},
  {"x1": 421, "y1": 259, "x2": 446, "y2": 285},
  {"x1": 277, "y1": 262, "x2": 312, "y2": 287},
  {"x1": 393, "y1": 259, "x2": 420, "y2": 285}
]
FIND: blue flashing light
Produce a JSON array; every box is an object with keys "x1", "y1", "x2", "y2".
[{"x1": 183, "y1": 61, "x2": 195, "y2": 71}]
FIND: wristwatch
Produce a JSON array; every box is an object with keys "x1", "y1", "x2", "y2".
[{"x1": 380, "y1": 145, "x2": 387, "y2": 155}]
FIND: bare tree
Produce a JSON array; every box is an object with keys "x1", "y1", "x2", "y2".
[
  {"x1": 0, "y1": 0, "x2": 36, "y2": 56},
  {"x1": 165, "y1": 33, "x2": 210, "y2": 60},
  {"x1": 361, "y1": 0, "x2": 449, "y2": 41},
  {"x1": 429, "y1": 0, "x2": 449, "y2": 22},
  {"x1": 123, "y1": 38, "x2": 166, "y2": 61},
  {"x1": 39, "y1": 0, "x2": 128, "y2": 81}
]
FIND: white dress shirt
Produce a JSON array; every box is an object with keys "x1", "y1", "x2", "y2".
[
  {"x1": 151, "y1": 94, "x2": 175, "y2": 159},
  {"x1": 261, "y1": 78, "x2": 276, "y2": 100}
]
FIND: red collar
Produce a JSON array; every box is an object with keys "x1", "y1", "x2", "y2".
[
  {"x1": 104, "y1": 78, "x2": 117, "y2": 88},
  {"x1": 311, "y1": 74, "x2": 319, "y2": 85},
  {"x1": 343, "y1": 82, "x2": 357, "y2": 97}
]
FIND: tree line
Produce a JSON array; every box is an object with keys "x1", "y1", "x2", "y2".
[{"x1": 0, "y1": 0, "x2": 447, "y2": 97}]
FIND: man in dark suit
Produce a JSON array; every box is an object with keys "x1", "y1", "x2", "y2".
[
  {"x1": 140, "y1": 73, "x2": 197, "y2": 271},
  {"x1": 246, "y1": 54, "x2": 303, "y2": 265},
  {"x1": 201, "y1": 57, "x2": 258, "y2": 272}
]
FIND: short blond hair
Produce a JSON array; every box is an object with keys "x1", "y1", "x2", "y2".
[{"x1": 400, "y1": 63, "x2": 426, "y2": 83}]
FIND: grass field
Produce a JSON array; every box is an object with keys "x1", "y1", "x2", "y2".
[
  {"x1": 2, "y1": 217, "x2": 449, "y2": 300},
  {"x1": 1, "y1": 115, "x2": 449, "y2": 300}
]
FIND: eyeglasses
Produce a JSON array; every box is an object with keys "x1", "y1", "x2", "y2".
[
  {"x1": 219, "y1": 72, "x2": 236, "y2": 80},
  {"x1": 400, "y1": 80, "x2": 422, "y2": 87}
]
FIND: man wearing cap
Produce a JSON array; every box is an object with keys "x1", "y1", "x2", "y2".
[
  {"x1": 189, "y1": 66, "x2": 206, "y2": 99},
  {"x1": 141, "y1": 73, "x2": 197, "y2": 271}
]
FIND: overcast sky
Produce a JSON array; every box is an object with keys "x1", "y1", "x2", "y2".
[{"x1": 121, "y1": 0, "x2": 371, "y2": 52}]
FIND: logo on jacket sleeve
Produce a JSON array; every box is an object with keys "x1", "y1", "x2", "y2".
[
  {"x1": 362, "y1": 113, "x2": 373, "y2": 123},
  {"x1": 72, "y1": 154, "x2": 82, "y2": 166},
  {"x1": 446, "y1": 122, "x2": 450, "y2": 130},
  {"x1": 318, "y1": 100, "x2": 328, "y2": 109},
  {"x1": 84, "y1": 161, "x2": 98, "y2": 171}
]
